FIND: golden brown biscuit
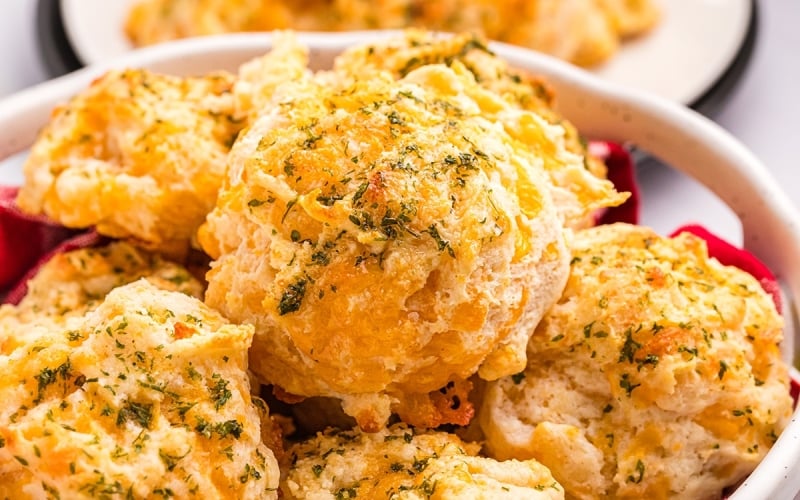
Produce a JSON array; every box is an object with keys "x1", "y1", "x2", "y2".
[
  {"x1": 477, "y1": 0, "x2": 618, "y2": 67},
  {"x1": 479, "y1": 223, "x2": 792, "y2": 499},
  {"x1": 200, "y1": 58, "x2": 582, "y2": 429},
  {"x1": 282, "y1": 423, "x2": 564, "y2": 499},
  {"x1": 332, "y1": 31, "x2": 557, "y2": 112},
  {"x1": 0, "y1": 280, "x2": 279, "y2": 499},
  {"x1": 333, "y1": 31, "x2": 627, "y2": 228},
  {"x1": 16, "y1": 69, "x2": 241, "y2": 256}
]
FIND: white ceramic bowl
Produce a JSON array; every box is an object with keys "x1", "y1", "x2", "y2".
[{"x1": 1, "y1": 32, "x2": 799, "y2": 499}]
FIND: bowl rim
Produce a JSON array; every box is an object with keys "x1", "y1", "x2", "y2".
[{"x1": 1, "y1": 31, "x2": 799, "y2": 499}]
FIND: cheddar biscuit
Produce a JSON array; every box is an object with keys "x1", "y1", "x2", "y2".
[
  {"x1": 0, "y1": 280, "x2": 279, "y2": 499},
  {"x1": 282, "y1": 424, "x2": 563, "y2": 499},
  {"x1": 479, "y1": 224, "x2": 792, "y2": 499},
  {"x1": 200, "y1": 60, "x2": 580, "y2": 429},
  {"x1": 16, "y1": 69, "x2": 241, "y2": 256}
]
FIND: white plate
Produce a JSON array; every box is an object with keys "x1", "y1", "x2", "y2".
[
  {"x1": 1, "y1": 31, "x2": 798, "y2": 498},
  {"x1": 60, "y1": 0, "x2": 752, "y2": 105}
]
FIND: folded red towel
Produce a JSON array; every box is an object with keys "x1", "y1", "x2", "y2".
[
  {"x1": 0, "y1": 186, "x2": 75, "y2": 290},
  {"x1": 590, "y1": 141, "x2": 640, "y2": 226}
]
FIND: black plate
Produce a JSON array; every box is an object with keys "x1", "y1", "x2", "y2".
[{"x1": 36, "y1": 0, "x2": 82, "y2": 77}]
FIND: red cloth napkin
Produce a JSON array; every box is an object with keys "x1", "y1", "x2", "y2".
[
  {"x1": 589, "y1": 141, "x2": 640, "y2": 226},
  {"x1": 2, "y1": 230, "x2": 104, "y2": 305},
  {"x1": 0, "y1": 186, "x2": 76, "y2": 290}
]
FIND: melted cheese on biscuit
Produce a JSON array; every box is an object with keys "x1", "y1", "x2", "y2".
[
  {"x1": 0, "y1": 242, "x2": 204, "y2": 354},
  {"x1": 16, "y1": 69, "x2": 241, "y2": 256},
  {"x1": 200, "y1": 58, "x2": 580, "y2": 429},
  {"x1": 332, "y1": 31, "x2": 627, "y2": 229},
  {"x1": 0, "y1": 280, "x2": 279, "y2": 499},
  {"x1": 479, "y1": 223, "x2": 792, "y2": 499}
]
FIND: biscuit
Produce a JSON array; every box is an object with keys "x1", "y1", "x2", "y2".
[
  {"x1": 200, "y1": 59, "x2": 577, "y2": 429},
  {"x1": 479, "y1": 223, "x2": 792, "y2": 499},
  {"x1": 333, "y1": 31, "x2": 628, "y2": 229},
  {"x1": 0, "y1": 280, "x2": 279, "y2": 498},
  {"x1": 16, "y1": 69, "x2": 241, "y2": 256},
  {"x1": 124, "y1": 0, "x2": 658, "y2": 67},
  {"x1": 282, "y1": 424, "x2": 564, "y2": 499}
]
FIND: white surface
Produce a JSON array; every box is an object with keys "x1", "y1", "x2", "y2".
[
  {"x1": 1, "y1": 31, "x2": 800, "y2": 499},
  {"x1": 0, "y1": 1, "x2": 49, "y2": 97},
  {"x1": 715, "y1": 0, "x2": 800, "y2": 220},
  {"x1": 61, "y1": 0, "x2": 132, "y2": 64},
  {"x1": 592, "y1": 0, "x2": 751, "y2": 104},
  {"x1": 60, "y1": 0, "x2": 751, "y2": 105}
]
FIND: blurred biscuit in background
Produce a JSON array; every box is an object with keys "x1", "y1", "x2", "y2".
[{"x1": 125, "y1": 0, "x2": 659, "y2": 67}]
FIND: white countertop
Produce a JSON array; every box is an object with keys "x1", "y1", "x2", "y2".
[
  {"x1": 1, "y1": 0, "x2": 798, "y2": 245},
  {"x1": 635, "y1": 0, "x2": 800, "y2": 243}
]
